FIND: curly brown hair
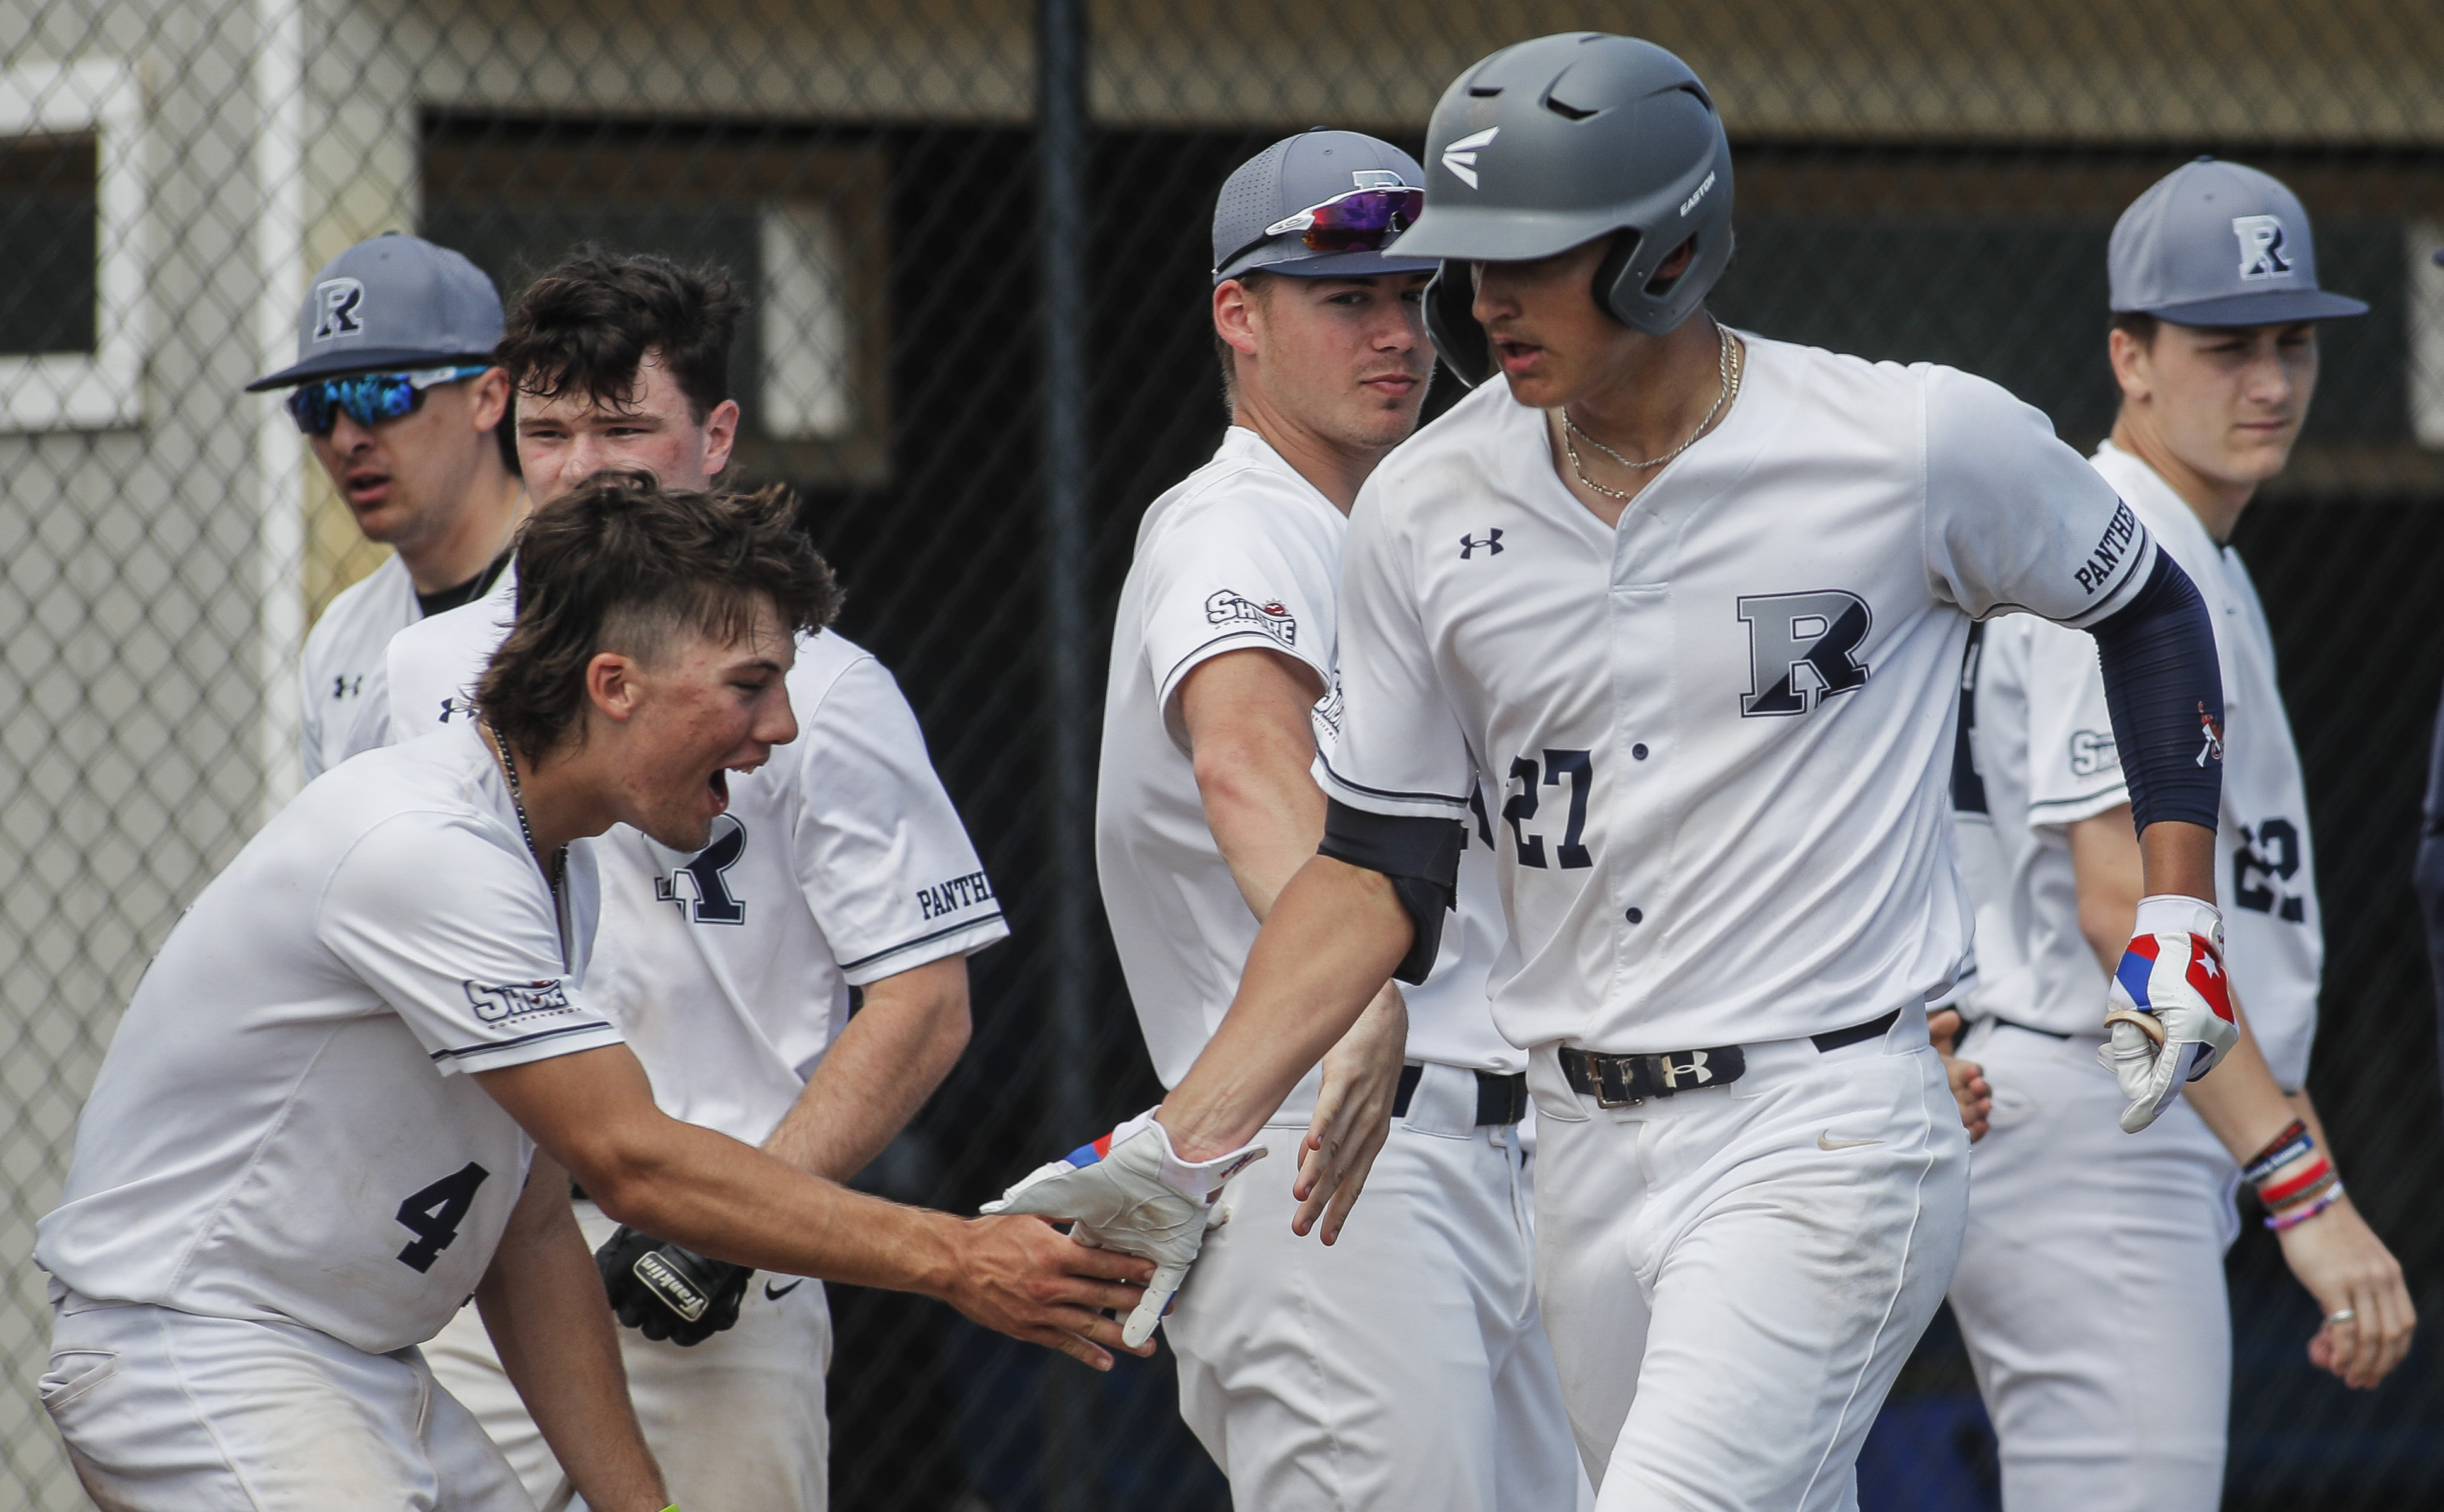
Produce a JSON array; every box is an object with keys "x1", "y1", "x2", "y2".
[{"x1": 477, "y1": 471, "x2": 843, "y2": 758}]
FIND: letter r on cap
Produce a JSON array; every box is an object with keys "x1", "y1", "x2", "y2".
[
  {"x1": 314, "y1": 278, "x2": 366, "y2": 341},
  {"x1": 2232, "y1": 216, "x2": 2291, "y2": 280}
]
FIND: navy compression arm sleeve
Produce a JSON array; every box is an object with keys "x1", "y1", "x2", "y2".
[
  {"x1": 1318, "y1": 799, "x2": 1463, "y2": 985},
  {"x1": 2087, "y1": 550, "x2": 2223, "y2": 833}
]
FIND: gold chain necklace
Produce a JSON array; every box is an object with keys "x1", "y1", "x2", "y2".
[{"x1": 1561, "y1": 323, "x2": 1743, "y2": 501}]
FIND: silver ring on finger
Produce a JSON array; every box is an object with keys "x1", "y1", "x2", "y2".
[{"x1": 2326, "y1": 1308, "x2": 2358, "y2": 1324}]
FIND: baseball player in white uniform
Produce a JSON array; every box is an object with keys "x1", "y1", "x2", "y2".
[
  {"x1": 991, "y1": 35, "x2": 2244, "y2": 1512},
  {"x1": 34, "y1": 475, "x2": 1150, "y2": 1512},
  {"x1": 1092, "y1": 131, "x2": 1582, "y2": 1510},
  {"x1": 385, "y1": 252, "x2": 1003, "y2": 1512},
  {"x1": 1948, "y1": 158, "x2": 2414, "y2": 1511},
  {"x1": 246, "y1": 233, "x2": 527, "y2": 778}
]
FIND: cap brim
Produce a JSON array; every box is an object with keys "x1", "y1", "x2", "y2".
[
  {"x1": 2133, "y1": 289, "x2": 2369, "y2": 327},
  {"x1": 1385, "y1": 203, "x2": 1621, "y2": 264},
  {"x1": 244, "y1": 347, "x2": 500, "y2": 391},
  {"x1": 1267, "y1": 248, "x2": 1441, "y2": 279},
  {"x1": 1215, "y1": 245, "x2": 1441, "y2": 286}
]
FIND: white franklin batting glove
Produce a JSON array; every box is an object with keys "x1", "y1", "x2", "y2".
[
  {"x1": 2098, "y1": 895, "x2": 2240, "y2": 1134},
  {"x1": 982, "y1": 1108, "x2": 1264, "y2": 1348}
]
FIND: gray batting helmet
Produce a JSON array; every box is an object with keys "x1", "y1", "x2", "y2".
[{"x1": 1393, "y1": 33, "x2": 1735, "y2": 384}]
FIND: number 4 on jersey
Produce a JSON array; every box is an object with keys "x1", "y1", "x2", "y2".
[{"x1": 395, "y1": 1161, "x2": 490, "y2": 1273}]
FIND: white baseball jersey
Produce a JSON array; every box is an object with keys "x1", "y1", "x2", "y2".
[
  {"x1": 385, "y1": 581, "x2": 1008, "y2": 1145},
  {"x1": 37, "y1": 723, "x2": 620, "y2": 1356},
  {"x1": 300, "y1": 554, "x2": 417, "y2": 780},
  {"x1": 384, "y1": 565, "x2": 514, "y2": 736},
  {"x1": 1324, "y1": 336, "x2": 2157, "y2": 1055},
  {"x1": 1097, "y1": 426, "x2": 1519, "y2": 1094},
  {"x1": 1963, "y1": 441, "x2": 2320, "y2": 1085}
]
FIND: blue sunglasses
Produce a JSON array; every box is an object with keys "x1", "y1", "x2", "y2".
[{"x1": 284, "y1": 364, "x2": 491, "y2": 436}]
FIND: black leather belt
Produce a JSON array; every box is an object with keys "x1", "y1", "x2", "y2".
[
  {"x1": 1560, "y1": 1009, "x2": 1902, "y2": 1110},
  {"x1": 1988, "y1": 1015, "x2": 2071, "y2": 1041},
  {"x1": 1392, "y1": 1064, "x2": 1530, "y2": 1125}
]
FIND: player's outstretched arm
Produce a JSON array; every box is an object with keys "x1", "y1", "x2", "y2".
[
  {"x1": 1160, "y1": 854, "x2": 1415, "y2": 1163},
  {"x1": 2077, "y1": 550, "x2": 2237, "y2": 1129},
  {"x1": 475, "y1": 1044, "x2": 1156, "y2": 1370},
  {"x1": 476, "y1": 1151, "x2": 669, "y2": 1512},
  {"x1": 1182, "y1": 647, "x2": 1414, "y2": 1243}
]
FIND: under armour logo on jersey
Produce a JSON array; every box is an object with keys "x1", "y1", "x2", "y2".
[
  {"x1": 1663, "y1": 1051, "x2": 1713, "y2": 1088},
  {"x1": 656, "y1": 814, "x2": 747, "y2": 925},
  {"x1": 2232, "y1": 215, "x2": 2293, "y2": 280},
  {"x1": 1737, "y1": 591, "x2": 1871, "y2": 717},
  {"x1": 312, "y1": 277, "x2": 366, "y2": 341},
  {"x1": 331, "y1": 674, "x2": 362, "y2": 700},
  {"x1": 1441, "y1": 127, "x2": 1498, "y2": 189},
  {"x1": 437, "y1": 695, "x2": 475, "y2": 725},
  {"x1": 2196, "y1": 703, "x2": 2226, "y2": 766},
  {"x1": 1459, "y1": 529, "x2": 1504, "y2": 559}
]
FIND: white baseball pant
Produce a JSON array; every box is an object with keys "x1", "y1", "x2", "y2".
[
  {"x1": 40, "y1": 1289, "x2": 529, "y2": 1511},
  {"x1": 423, "y1": 1199, "x2": 832, "y2": 1512},
  {"x1": 1530, "y1": 1005, "x2": 1970, "y2": 1512},
  {"x1": 1947, "y1": 1020, "x2": 2237, "y2": 1512},
  {"x1": 1165, "y1": 1063, "x2": 1588, "y2": 1512}
]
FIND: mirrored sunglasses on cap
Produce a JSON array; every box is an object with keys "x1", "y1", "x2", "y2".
[
  {"x1": 283, "y1": 364, "x2": 492, "y2": 436},
  {"x1": 1219, "y1": 182, "x2": 1426, "y2": 275}
]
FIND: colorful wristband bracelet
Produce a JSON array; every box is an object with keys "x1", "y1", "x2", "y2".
[
  {"x1": 2266, "y1": 1183, "x2": 2345, "y2": 1232},
  {"x1": 2257, "y1": 1154, "x2": 2334, "y2": 1208},
  {"x1": 2267, "y1": 1169, "x2": 2339, "y2": 1216},
  {"x1": 2242, "y1": 1119, "x2": 2312, "y2": 1184}
]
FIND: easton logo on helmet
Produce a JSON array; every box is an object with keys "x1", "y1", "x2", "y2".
[{"x1": 1441, "y1": 127, "x2": 1499, "y2": 189}]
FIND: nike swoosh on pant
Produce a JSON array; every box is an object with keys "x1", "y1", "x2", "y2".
[
  {"x1": 764, "y1": 1278, "x2": 805, "y2": 1301},
  {"x1": 1817, "y1": 1131, "x2": 1882, "y2": 1151}
]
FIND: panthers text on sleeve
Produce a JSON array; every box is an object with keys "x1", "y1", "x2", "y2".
[
  {"x1": 1963, "y1": 441, "x2": 2319, "y2": 1080},
  {"x1": 384, "y1": 592, "x2": 1006, "y2": 1146},
  {"x1": 35, "y1": 723, "x2": 621, "y2": 1355},
  {"x1": 299, "y1": 555, "x2": 419, "y2": 780},
  {"x1": 1322, "y1": 336, "x2": 2155, "y2": 1055},
  {"x1": 1097, "y1": 427, "x2": 1518, "y2": 1099}
]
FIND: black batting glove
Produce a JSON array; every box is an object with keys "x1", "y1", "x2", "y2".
[{"x1": 593, "y1": 1225, "x2": 752, "y2": 1346}]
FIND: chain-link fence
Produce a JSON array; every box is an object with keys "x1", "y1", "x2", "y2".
[{"x1": 6, "y1": 3, "x2": 2444, "y2": 1509}]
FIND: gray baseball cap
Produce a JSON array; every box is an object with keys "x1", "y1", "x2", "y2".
[
  {"x1": 1212, "y1": 129, "x2": 1439, "y2": 286},
  {"x1": 246, "y1": 232, "x2": 505, "y2": 391},
  {"x1": 2109, "y1": 158, "x2": 2366, "y2": 327}
]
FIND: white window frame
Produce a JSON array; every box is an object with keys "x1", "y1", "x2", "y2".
[{"x1": 0, "y1": 59, "x2": 149, "y2": 432}]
